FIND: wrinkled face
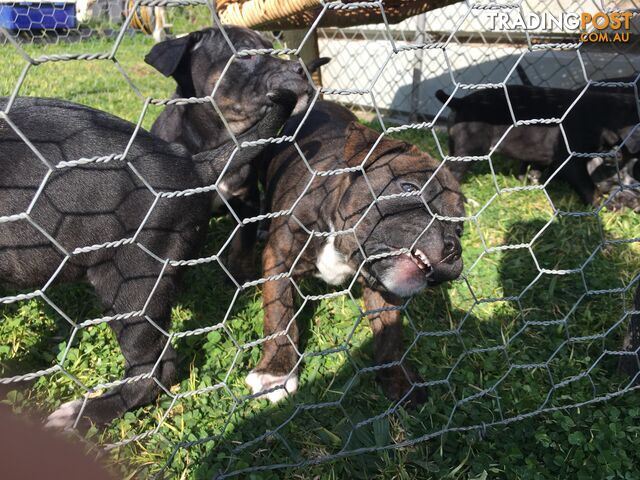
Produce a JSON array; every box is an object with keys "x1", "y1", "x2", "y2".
[
  {"x1": 196, "y1": 28, "x2": 313, "y2": 129},
  {"x1": 145, "y1": 27, "x2": 314, "y2": 138},
  {"x1": 187, "y1": 28, "x2": 312, "y2": 133},
  {"x1": 336, "y1": 126, "x2": 465, "y2": 297}
]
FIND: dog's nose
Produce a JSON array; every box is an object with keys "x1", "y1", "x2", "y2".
[{"x1": 442, "y1": 234, "x2": 461, "y2": 262}]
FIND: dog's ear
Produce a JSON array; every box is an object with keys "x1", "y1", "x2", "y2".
[
  {"x1": 516, "y1": 64, "x2": 532, "y2": 86},
  {"x1": 435, "y1": 89, "x2": 449, "y2": 104},
  {"x1": 144, "y1": 31, "x2": 204, "y2": 97},
  {"x1": 601, "y1": 128, "x2": 620, "y2": 147},
  {"x1": 599, "y1": 127, "x2": 640, "y2": 154},
  {"x1": 343, "y1": 122, "x2": 417, "y2": 167},
  {"x1": 145, "y1": 34, "x2": 195, "y2": 77},
  {"x1": 307, "y1": 57, "x2": 331, "y2": 73},
  {"x1": 435, "y1": 89, "x2": 462, "y2": 110},
  {"x1": 622, "y1": 127, "x2": 640, "y2": 154}
]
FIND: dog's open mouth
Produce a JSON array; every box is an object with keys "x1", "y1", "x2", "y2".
[{"x1": 409, "y1": 248, "x2": 433, "y2": 276}]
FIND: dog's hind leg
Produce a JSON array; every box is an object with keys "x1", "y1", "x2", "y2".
[
  {"x1": 46, "y1": 247, "x2": 179, "y2": 430},
  {"x1": 363, "y1": 287, "x2": 428, "y2": 407}
]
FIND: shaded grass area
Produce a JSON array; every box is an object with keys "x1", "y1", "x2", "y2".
[{"x1": 1, "y1": 35, "x2": 640, "y2": 479}]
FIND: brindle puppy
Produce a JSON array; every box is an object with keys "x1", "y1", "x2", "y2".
[{"x1": 246, "y1": 101, "x2": 465, "y2": 405}]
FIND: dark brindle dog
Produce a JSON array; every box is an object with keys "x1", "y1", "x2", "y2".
[
  {"x1": 146, "y1": 27, "x2": 329, "y2": 281},
  {"x1": 436, "y1": 85, "x2": 640, "y2": 210},
  {"x1": 0, "y1": 89, "x2": 296, "y2": 429},
  {"x1": 245, "y1": 101, "x2": 465, "y2": 404}
]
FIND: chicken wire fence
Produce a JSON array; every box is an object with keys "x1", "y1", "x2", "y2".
[{"x1": 0, "y1": 0, "x2": 640, "y2": 478}]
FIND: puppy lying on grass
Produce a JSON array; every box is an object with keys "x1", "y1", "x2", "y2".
[
  {"x1": 0, "y1": 89, "x2": 296, "y2": 429},
  {"x1": 246, "y1": 101, "x2": 465, "y2": 406}
]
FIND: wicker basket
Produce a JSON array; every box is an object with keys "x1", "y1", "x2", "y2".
[{"x1": 217, "y1": 0, "x2": 459, "y2": 30}]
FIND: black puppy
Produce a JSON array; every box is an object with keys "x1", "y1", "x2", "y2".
[
  {"x1": 146, "y1": 27, "x2": 318, "y2": 151},
  {"x1": 436, "y1": 85, "x2": 640, "y2": 208},
  {"x1": 146, "y1": 26, "x2": 329, "y2": 281},
  {"x1": 246, "y1": 101, "x2": 465, "y2": 405},
  {"x1": 515, "y1": 64, "x2": 640, "y2": 202},
  {"x1": 0, "y1": 89, "x2": 296, "y2": 429}
]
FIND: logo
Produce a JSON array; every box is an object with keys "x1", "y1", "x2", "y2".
[
  {"x1": 580, "y1": 12, "x2": 633, "y2": 43},
  {"x1": 485, "y1": 10, "x2": 634, "y2": 43}
]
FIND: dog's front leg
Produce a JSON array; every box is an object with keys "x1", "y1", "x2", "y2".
[
  {"x1": 246, "y1": 238, "x2": 299, "y2": 402},
  {"x1": 560, "y1": 158, "x2": 597, "y2": 205},
  {"x1": 225, "y1": 186, "x2": 260, "y2": 283},
  {"x1": 363, "y1": 287, "x2": 428, "y2": 407},
  {"x1": 46, "y1": 250, "x2": 178, "y2": 430}
]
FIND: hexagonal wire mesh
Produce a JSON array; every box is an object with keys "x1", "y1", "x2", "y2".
[{"x1": 0, "y1": 0, "x2": 639, "y2": 478}]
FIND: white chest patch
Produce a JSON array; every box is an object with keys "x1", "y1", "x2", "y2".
[{"x1": 315, "y1": 236, "x2": 355, "y2": 286}]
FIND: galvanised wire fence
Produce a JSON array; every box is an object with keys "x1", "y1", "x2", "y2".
[{"x1": 1, "y1": 1, "x2": 639, "y2": 478}]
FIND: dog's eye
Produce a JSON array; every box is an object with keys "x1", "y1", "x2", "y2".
[
  {"x1": 400, "y1": 182, "x2": 420, "y2": 193},
  {"x1": 237, "y1": 54, "x2": 257, "y2": 62}
]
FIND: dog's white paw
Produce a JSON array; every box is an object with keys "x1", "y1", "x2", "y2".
[
  {"x1": 245, "y1": 371, "x2": 298, "y2": 403},
  {"x1": 44, "y1": 399, "x2": 83, "y2": 430}
]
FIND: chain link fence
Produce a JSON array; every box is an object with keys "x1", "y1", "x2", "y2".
[{"x1": 1, "y1": 0, "x2": 640, "y2": 478}]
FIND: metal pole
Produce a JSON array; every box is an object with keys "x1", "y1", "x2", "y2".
[{"x1": 410, "y1": 13, "x2": 427, "y2": 122}]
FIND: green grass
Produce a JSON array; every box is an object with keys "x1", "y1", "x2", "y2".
[{"x1": 1, "y1": 31, "x2": 640, "y2": 480}]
